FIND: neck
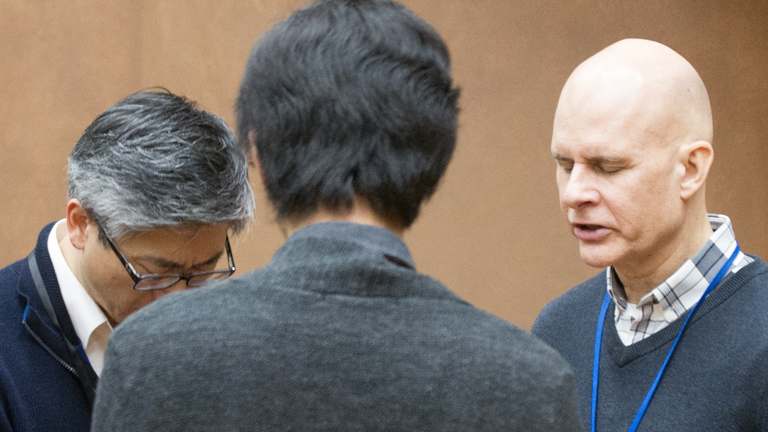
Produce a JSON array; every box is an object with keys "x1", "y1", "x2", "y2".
[
  {"x1": 280, "y1": 200, "x2": 405, "y2": 239},
  {"x1": 58, "y1": 222, "x2": 118, "y2": 327},
  {"x1": 58, "y1": 222, "x2": 82, "y2": 280},
  {"x1": 616, "y1": 211, "x2": 713, "y2": 304}
]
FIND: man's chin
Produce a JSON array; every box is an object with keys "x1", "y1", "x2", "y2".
[{"x1": 578, "y1": 245, "x2": 616, "y2": 269}]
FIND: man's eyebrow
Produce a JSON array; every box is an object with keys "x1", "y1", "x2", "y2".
[
  {"x1": 552, "y1": 153, "x2": 623, "y2": 164},
  {"x1": 587, "y1": 156, "x2": 624, "y2": 164},
  {"x1": 140, "y1": 250, "x2": 225, "y2": 273}
]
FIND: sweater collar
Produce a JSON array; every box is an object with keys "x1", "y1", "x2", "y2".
[{"x1": 288, "y1": 222, "x2": 414, "y2": 270}]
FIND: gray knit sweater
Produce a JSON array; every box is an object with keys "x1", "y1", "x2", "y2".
[
  {"x1": 532, "y1": 257, "x2": 768, "y2": 431},
  {"x1": 91, "y1": 222, "x2": 580, "y2": 431}
]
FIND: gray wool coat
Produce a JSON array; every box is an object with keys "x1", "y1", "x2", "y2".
[{"x1": 91, "y1": 222, "x2": 580, "y2": 432}]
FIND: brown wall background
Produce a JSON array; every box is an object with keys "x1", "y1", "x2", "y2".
[{"x1": 2, "y1": 1, "x2": 766, "y2": 330}]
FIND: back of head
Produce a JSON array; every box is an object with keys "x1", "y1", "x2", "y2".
[
  {"x1": 68, "y1": 90, "x2": 255, "y2": 239},
  {"x1": 237, "y1": 0, "x2": 460, "y2": 230}
]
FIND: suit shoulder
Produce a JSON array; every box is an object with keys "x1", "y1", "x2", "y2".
[
  {"x1": 0, "y1": 258, "x2": 24, "y2": 285},
  {"x1": 741, "y1": 255, "x2": 768, "y2": 285},
  {"x1": 453, "y1": 310, "x2": 580, "y2": 426},
  {"x1": 0, "y1": 259, "x2": 26, "y2": 317},
  {"x1": 448, "y1": 304, "x2": 574, "y2": 377},
  {"x1": 110, "y1": 267, "x2": 272, "y2": 341}
]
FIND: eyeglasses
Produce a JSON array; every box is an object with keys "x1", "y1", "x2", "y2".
[{"x1": 99, "y1": 225, "x2": 236, "y2": 291}]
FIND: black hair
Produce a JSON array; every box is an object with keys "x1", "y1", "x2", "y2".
[{"x1": 236, "y1": 0, "x2": 459, "y2": 229}]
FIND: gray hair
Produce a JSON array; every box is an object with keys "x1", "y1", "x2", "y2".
[{"x1": 68, "y1": 90, "x2": 255, "y2": 239}]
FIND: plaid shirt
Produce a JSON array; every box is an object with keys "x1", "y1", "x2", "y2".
[{"x1": 607, "y1": 214, "x2": 753, "y2": 346}]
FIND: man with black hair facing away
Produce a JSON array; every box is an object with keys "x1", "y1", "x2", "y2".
[
  {"x1": 0, "y1": 90, "x2": 255, "y2": 431},
  {"x1": 91, "y1": 1, "x2": 580, "y2": 430}
]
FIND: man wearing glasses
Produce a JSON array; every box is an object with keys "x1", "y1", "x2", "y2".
[{"x1": 0, "y1": 90, "x2": 254, "y2": 432}]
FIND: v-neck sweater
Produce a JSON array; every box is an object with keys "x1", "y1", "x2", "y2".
[{"x1": 532, "y1": 256, "x2": 768, "y2": 431}]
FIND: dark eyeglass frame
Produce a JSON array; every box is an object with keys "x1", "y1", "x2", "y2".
[{"x1": 99, "y1": 225, "x2": 236, "y2": 291}]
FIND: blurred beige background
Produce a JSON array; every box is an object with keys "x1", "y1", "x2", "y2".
[{"x1": 1, "y1": 0, "x2": 766, "y2": 330}]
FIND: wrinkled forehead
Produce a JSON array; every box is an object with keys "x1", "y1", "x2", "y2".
[
  {"x1": 552, "y1": 40, "x2": 712, "y2": 155},
  {"x1": 554, "y1": 80, "x2": 644, "y2": 150},
  {"x1": 563, "y1": 62, "x2": 646, "y2": 109},
  {"x1": 552, "y1": 65, "x2": 682, "y2": 156}
]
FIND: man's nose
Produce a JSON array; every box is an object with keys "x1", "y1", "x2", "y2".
[{"x1": 560, "y1": 165, "x2": 600, "y2": 209}]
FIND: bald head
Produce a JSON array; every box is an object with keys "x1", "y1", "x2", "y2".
[
  {"x1": 552, "y1": 39, "x2": 718, "y2": 286},
  {"x1": 556, "y1": 39, "x2": 712, "y2": 150}
]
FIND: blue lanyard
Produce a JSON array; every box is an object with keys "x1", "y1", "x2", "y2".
[{"x1": 590, "y1": 244, "x2": 740, "y2": 432}]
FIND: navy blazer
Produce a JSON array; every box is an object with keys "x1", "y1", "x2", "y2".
[{"x1": 0, "y1": 222, "x2": 97, "y2": 431}]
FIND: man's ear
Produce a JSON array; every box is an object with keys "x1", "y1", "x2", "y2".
[
  {"x1": 247, "y1": 130, "x2": 266, "y2": 186},
  {"x1": 679, "y1": 140, "x2": 714, "y2": 200},
  {"x1": 66, "y1": 199, "x2": 93, "y2": 250}
]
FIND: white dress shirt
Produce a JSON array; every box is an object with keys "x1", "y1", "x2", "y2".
[{"x1": 47, "y1": 219, "x2": 112, "y2": 376}]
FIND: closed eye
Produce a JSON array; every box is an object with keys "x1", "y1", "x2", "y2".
[
  {"x1": 588, "y1": 156, "x2": 626, "y2": 174},
  {"x1": 553, "y1": 155, "x2": 574, "y2": 173},
  {"x1": 132, "y1": 251, "x2": 224, "y2": 276},
  {"x1": 595, "y1": 164, "x2": 623, "y2": 174}
]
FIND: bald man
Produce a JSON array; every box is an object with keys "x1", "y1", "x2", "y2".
[{"x1": 532, "y1": 39, "x2": 768, "y2": 431}]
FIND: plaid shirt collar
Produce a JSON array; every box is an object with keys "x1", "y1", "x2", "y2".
[{"x1": 606, "y1": 214, "x2": 752, "y2": 345}]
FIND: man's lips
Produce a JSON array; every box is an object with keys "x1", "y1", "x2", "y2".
[{"x1": 571, "y1": 223, "x2": 611, "y2": 241}]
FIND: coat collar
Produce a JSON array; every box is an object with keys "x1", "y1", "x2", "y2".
[
  {"x1": 18, "y1": 222, "x2": 98, "y2": 390},
  {"x1": 266, "y1": 222, "x2": 462, "y2": 302}
]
